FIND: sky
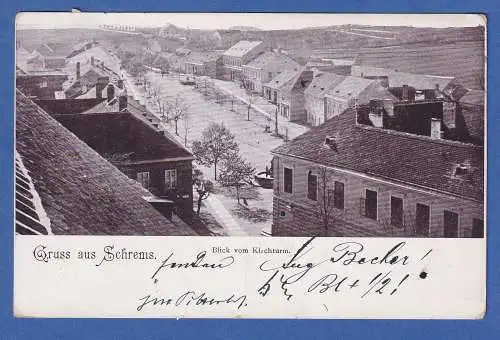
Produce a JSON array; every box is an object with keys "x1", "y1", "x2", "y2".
[{"x1": 16, "y1": 12, "x2": 485, "y2": 30}]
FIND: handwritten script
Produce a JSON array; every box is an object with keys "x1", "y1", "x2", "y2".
[{"x1": 133, "y1": 237, "x2": 432, "y2": 313}]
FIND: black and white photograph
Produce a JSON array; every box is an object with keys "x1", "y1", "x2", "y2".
[
  {"x1": 15, "y1": 13, "x2": 485, "y2": 239},
  {"x1": 12, "y1": 12, "x2": 487, "y2": 319}
]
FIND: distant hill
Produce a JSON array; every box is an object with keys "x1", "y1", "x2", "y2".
[{"x1": 228, "y1": 26, "x2": 261, "y2": 31}]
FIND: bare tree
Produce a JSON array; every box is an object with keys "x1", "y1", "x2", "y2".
[
  {"x1": 192, "y1": 122, "x2": 239, "y2": 180},
  {"x1": 218, "y1": 153, "x2": 255, "y2": 204},
  {"x1": 166, "y1": 95, "x2": 189, "y2": 135},
  {"x1": 192, "y1": 168, "x2": 214, "y2": 217},
  {"x1": 317, "y1": 167, "x2": 341, "y2": 236},
  {"x1": 242, "y1": 79, "x2": 256, "y2": 121}
]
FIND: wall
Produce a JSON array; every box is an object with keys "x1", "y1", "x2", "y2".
[
  {"x1": 272, "y1": 155, "x2": 484, "y2": 238},
  {"x1": 120, "y1": 160, "x2": 193, "y2": 220},
  {"x1": 305, "y1": 93, "x2": 325, "y2": 126}
]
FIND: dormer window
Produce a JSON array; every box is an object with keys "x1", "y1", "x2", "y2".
[
  {"x1": 325, "y1": 135, "x2": 337, "y2": 150},
  {"x1": 455, "y1": 164, "x2": 469, "y2": 176}
]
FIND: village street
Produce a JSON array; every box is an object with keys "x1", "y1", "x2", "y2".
[{"x1": 128, "y1": 71, "x2": 309, "y2": 236}]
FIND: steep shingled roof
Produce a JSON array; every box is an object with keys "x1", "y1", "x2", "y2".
[
  {"x1": 272, "y1": 109, "x2": 484, "y2": 202},
  {"x1": 16, "y1": 90, "x2": 196, "y2": 235}
]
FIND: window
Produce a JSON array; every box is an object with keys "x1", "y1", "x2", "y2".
[
  {"x1": 268, "y1": 72, "x2": 272, "y2": 79},
  {"x1": 365, "y1": 189, "x2": 377, "y2": 220},
  {"x1": 444, "y1": 210, "x2": 459, "y2": 238},
  {"x1": 284, "y1": 167, "x2": 293, "y2": 193},
  {"x1": 164, "y1": 169, "x2": 177, "y2": 190},
  {"x1": 391, "y1": 196, "x2": 403, "y2": 228},
  {"x1": 40, "y1": 80, "x2": 48, "y2": 88},
  {"x1": 307, "y1": 171, "x2": 317, "y2": 201},
  {"x1": 472, "y1": 218, "x2": 484, "y2": 238},
  {"x1": 137, "y1": 172, "x2": 150, "y2": 189},
  {"x1": 333, "y1": 181, "x2": 344, "y2": 210},
  {"x1": 416, "y1": 203, "x2": 430, "y2": 236}
]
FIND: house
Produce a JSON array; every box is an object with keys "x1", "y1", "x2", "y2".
[
  {"x1": 221, "y1": 40, "x2": 265, "y2": 81},
  {"x1": 33, "y1": 43, "x2": 75, "y2": 70},
  {"x1": 324, "y1": 76, "x2": 397, "y2": 120},
  {"x1": 183, "y1": 51, "x2": 223, "y2": 78},
  {"x1": 271, "y1": 108, "x2": 484, "y2": 238},
  {"x1": 15, "y1": 89, "x2": 196, "y2": 236},
  {"x1": 305, "y1": 58, "x2": 354, "y2": 76},
  {"x1": 242, "y1": 51, "x2": 299, "y2": 94},
  {"x1": 63, "y1": 61, "x2": 111, "y2": 99},
  {"x1": 304, "y1": 73, "x2": 346, "y2": 126},
  {"x1": 262, "y1": 68, "x2": 313, "y2": 122},
  {"x1": 37, "y1": 89, "x2": 195, "y2": 221},
  {"x1": 16, "y1": 72, "x2": 69, "y2": 99}
]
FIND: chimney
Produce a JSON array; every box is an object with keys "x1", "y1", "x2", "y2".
[
  {"x1": 402, "y1": 84, "x2": 409, "y2": 100},
  {"x1": 76, "y1": 62, "x2": 81, "y2": 80},
  {"x1": 117, "y1": 79, "x2": 124, "y2": 89},
  {"x1": 96, "y1": 76, "x2": 108, "y2": 99},
  {"x1": 91, "y1": 56, "x2": 94, "y2": 66},
  {"x1": 107, "y1": 84, "x2": 115, "y2": 103},
  {"x1": 430, "y1": 118, "x2": 442, "y2": 139},
  {"x1": 119, "y1": 95, "x2": 128, "y2": 112}
]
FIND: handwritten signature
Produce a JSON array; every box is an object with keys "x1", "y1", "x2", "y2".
[
  {"x1": 137, "y1": 291, "x2": 247, "y2": 312},
  {"x1": 257, "y1": 237, "x2": 428, "y2": 301},
  {"x1": 150, "y1": 251, "x2": 235, "y2": 284}
]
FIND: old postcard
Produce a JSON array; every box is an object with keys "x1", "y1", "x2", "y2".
[{"x1": 14, "y1": 12, "x2": 486, "y2": 318}]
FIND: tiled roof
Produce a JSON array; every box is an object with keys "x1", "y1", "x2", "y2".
[
  {"x1": 265, "y1": 69, "x2": 300, "y2": 90},
  {"x1": 272, "y1": 109, "x2": 484, "y2": 202},
  {"x1": 16, "y1": 90, "x2": 196, "y2": 235},
  {"x1": 185, "y1": 51, "x2": 222, "y2": 64},
  {"x1": 36, "y1": 43, "x2": 74, "y2": 58},
  {"x1": 304, "y1": 73, "x2": 346, "y2": 98},
  {"x1": 223, "y1": 40, "x2": 263, "y2": 57},
  {"x1": 325, "y1": 76, "x2": 375, "y2": 101},
  {"x1": 388, "y1": 71, "x2": 454, "y2": 90},
  {"x1": 53, "y1": 110, "x2": 193, "y2": 163},
  {"x1": 459, "y1": 89, "x2": 485, "y2": 106},
  {"x1": 245, "y1": 51, "x2": 278, "y2": 68}
]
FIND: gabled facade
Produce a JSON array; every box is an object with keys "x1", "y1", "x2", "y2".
[
  {"x1": 242, "y1": 51, "x2": 299, "y2": 94},
  {"x1": 263, "y1": 68, "x2": 313, "y2": 122},
  {"x1": 271, "y1": 109, "x2": 484, "y2": 238},
  {"x1": 221, "y1": 40, "x2": 265, "y2": 81},
  {"x1": 304, "y1": 73, "x2": 346, "y2": 126}
]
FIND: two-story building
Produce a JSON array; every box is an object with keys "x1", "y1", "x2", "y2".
[
  {"x1": 183, "y1": 51, "x2": 223, "y2": 78},
  {"x1": 242, "y1": 51, "x2": 299, "y2": 94},
  {"x1": 262, "y1": 68, "x2": 313, "y2": 122},
  {"x1": 271, "y1": 108, "x2": 484, "y2": 238},
  {"x1": 221, "y1": 40, "x2": 265, "y2": 81},
  {"x1": 16, "y1": 71, "x2": 69, "y2": 99},
  {"x1": 304, "y1": 73, "x2": 346, "y2": 126},
  {"x1": 324, "y1": 76, "x2": 397, "y2": 121}
]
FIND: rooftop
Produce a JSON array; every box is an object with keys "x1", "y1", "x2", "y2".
[
  {"x1": 325, "y1": 76, "x2": 376, "y2": 101},
  {"x1": 223, "y1": 40, "x2": 263, "y2": 58},
  {"x1": 16, "y1": 90, "x2": 196, "y2": 235},
  {"x1": 388, "y1": 71, "x2": 455, "y2": 90},
  {"x1": 52, "y1": 105, "x2": 193, "y2": 164},
  {"x1": 35, "y1": 43, "x2": 75, "y2": 58},
  {"x1": 304, "y1": 72, "x2": 346, "y2": 98},
  {"x1": 272, "y1": 108, "x2": 483, "y2": 202}
]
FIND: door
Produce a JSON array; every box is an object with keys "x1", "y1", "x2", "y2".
[{"x1": 273, "y1": 91, "x2": 277, "y2": 104}]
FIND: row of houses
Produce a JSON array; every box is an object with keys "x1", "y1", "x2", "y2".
[
  {"x1": 16, "y1": 48, "x2": 197, "y2": 236},
  {"x1": 172, "y1": 40, "x2": 483, "y2": 146}
]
